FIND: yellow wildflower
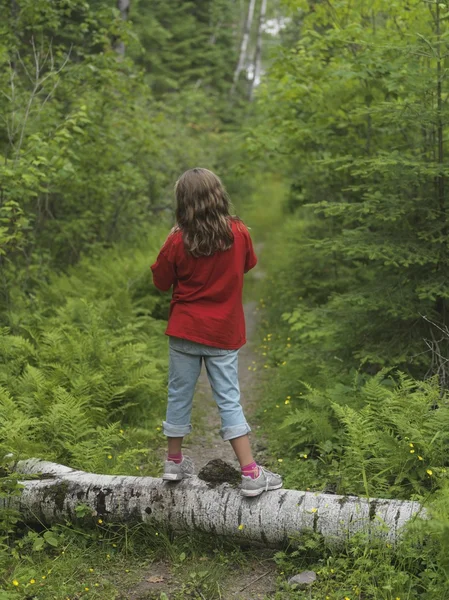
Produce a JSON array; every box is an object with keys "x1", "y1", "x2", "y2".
[
  {"x1": 42, "y1": 576, "x2": 46, "y2": 580},
  {"x1": 98, "y1": 519, "x2": 103, "y2": 524},
  {"x1": 12, "y1": 580, "x2": 19, "y2": 586},
  {"x1": 285, "y1": 399, "x2": 290, "y2": 405},
  {"x1": 107, "y1": 454, "x2": 112, "y2": 459},
  {"x1": 418, "y1": 456, "x2": 423, "y2": 461},
  {"x1": 30, "y1": 579, "x2": 36, "y2": 584},
  {"x1": 125, "y1": 569, "x2": 130, "y2": 573},
  {"x1": 238, "y1": 524, "x2": 244, "y2": 530},
  {"x1": 85, "y1": 587, "x2": 89, "y2": 592},
  {"x1": 427, "y1": 469, "x2": 433, "y2": 476},
  {"x1": 94, "y1": 583, "x2": 99, "y2": 587},
  {"x1": 409, "y1": 443, "x2": 414, "y2": 448},
  {"x1": 89, "y1": 568, "x2": 94, "y2": 573},
  {"x1": 410, "y1": 449, "x2": 415, "y2": 454},
  {"x1": 310, "y1": 507, "x2": 317, "y2": 513},
  {"x1": 278, "y1": 458, "x2": 283, "y2": 463},
  {"x1": 156, "y1": 427, "x2": 161, "y2": 432},
  {"x1": 120, "y1": 429, "x2": 124, "y2": 434}
]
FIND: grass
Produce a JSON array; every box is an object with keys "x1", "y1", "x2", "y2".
[{"x1": 2, "y1": 520, "x2": 276, "y2": 599}]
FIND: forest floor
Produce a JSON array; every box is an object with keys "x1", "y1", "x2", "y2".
[{"x1": 118, "y1": 246, "x2": 280, "y2": 600}]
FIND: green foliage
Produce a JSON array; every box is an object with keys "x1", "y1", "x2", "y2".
[
  {"x1": 261, "y1": 345, "x2": 449, "y2": 498},
  {"x1": 129, "y1": 0, "x2": 239, "y2": 97},
  {"x1": 252, "y1": 0, "x2": 449, "y2": 374},
  {"x1": 0, "y1": 0, "x2": 246, "y2": 316},
  {"x1": 271, "y1": 508, "x2": 449, "y2": 599},
  {"x1": 0, "y1": 235, "x2": 169, "y2": 473}
]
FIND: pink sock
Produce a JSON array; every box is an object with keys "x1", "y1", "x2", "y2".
[
  {"x1": 168, "y1": 452, "x2": 183, "y2": 464},
  {"x1": 241, "y1": 461, "x2": 259, "y2": 479}
]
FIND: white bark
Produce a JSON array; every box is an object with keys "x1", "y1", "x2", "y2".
[
  {"x1": 231, "y1": 0, "x2": 257, "y2": 96},
  {"x1": 249, "y1": 0, "x2": 267, "y2": 100},
  {"x1": 5, "y1": 459, "x2": 425, "y2": 546},
  {"x1": 115, "y1": 0, "x2": 130, "y2": 56}
]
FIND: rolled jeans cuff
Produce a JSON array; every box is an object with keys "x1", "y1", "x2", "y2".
[
  {"x1": 220, "y1": 422, "x2": 251, "y2": 441},
  {"x1": 163, "y1": 421, "x2": 192, "y2": 437}
]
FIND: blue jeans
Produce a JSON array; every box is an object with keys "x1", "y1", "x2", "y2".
[{"x1": 163, "y1": 336, "x2": 251, "y2": 441}]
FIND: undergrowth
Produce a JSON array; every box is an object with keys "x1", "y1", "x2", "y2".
[{"x1": 255, "y1": 214, "x2": 449, "y2": 599}]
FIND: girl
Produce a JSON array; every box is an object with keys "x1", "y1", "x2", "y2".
[{"x1": 151, "y1": 168, "x2": 282, "y2": 497}]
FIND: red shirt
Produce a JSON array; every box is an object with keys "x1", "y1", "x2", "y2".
[{"x1": 151, "y1": 220, "x2": 257, "y2": 349}]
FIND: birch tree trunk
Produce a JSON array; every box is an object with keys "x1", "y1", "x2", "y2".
[
  {"x1": 5, "y1": 459, "x2": 425, "y2": 546},
  {"x1": 249, "y1": 0, "x2": 267, "y2": 100},
  {"x1": 115, "y1": 0, "x2": 130, "y2": 56},
  {"x1": 231, "y1": 0, "x2": 257, "y2": 96}
]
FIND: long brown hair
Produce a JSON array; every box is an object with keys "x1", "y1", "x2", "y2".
[{"x1": 174, "y1": 167, "x2": 238, "y2": 257}]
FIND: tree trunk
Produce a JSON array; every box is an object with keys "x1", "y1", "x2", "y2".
[
  {"x1": 115, "y1": 0, "x2": 130, "y2": 56},
  {"x1": 249, "y1": 0, "x2": 267, "y2": 100},
  {"x1": 5, "y1": 459, "x2": 425, "y2": 545},
  {"x1": 231, "y1": 0, "x2": 257, "y2": 96}
]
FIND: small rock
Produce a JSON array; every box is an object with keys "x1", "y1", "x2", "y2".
[{"x1": 288, "y1": 571, "x2": 317, "y2": 589}]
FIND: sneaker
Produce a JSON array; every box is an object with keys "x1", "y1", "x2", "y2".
[
  {"x1": 241, "y1": 466, "x2": 283, "y2": 497},
  {"x1": 162, "y1": 456, "x2": 195, "y2": 481}
]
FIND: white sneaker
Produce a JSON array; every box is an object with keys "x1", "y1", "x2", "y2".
[
  {"x1": 241, "y1": 466, "x2": 283, "y2": 497},
  {"x1": 162, "y1": 456, "x2": 195, "y2": 481}
]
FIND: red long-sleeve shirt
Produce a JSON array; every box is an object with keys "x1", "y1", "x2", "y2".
[{"x1": 151, "y1": 220, "x2": 257, "y2": 349}]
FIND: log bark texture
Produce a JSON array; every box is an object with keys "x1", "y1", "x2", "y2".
[{"x1": 6, "y1": 459, "x2": 425, "y2": 546}]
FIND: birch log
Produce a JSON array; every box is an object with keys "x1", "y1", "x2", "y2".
[
  {"x1": 4, "y1": 459, "x2": 425, "y2": 546},
  {"x1": 231, "y1": 0, "x2": 257, "y2": 96}
]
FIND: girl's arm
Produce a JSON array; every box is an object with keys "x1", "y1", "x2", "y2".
[
  {"x1": 151, "y1": 250, "x2": 176, "y2": 291},
  {"x1": 244, "y1": 231, "x2": 258, "y2": 273},
  {"x1": 151, "y1": 233, "x2": 177, "y2": 291}
]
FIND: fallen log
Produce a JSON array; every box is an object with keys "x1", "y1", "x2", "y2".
[{"x1": 4, "y1": 458, "x2": 425, "y2": 546}]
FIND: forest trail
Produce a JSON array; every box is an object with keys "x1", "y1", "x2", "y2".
[{"x1": 127, "y1": 246, "x2": 278, "y2": 600}]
